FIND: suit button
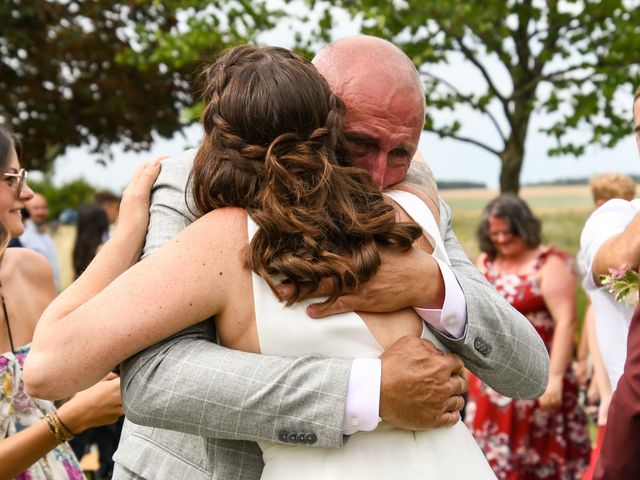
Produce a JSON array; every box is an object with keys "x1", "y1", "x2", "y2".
[
  {"x1": 287, "y1": 433, "x2": 298, "y2": 443},
  {"x1": 296, "y1": 433, "x2": 306, "y2": 443},
  {"x1": 304, "y1": 433, "x2": 317, "y2": 444},
  {"x1": 474, "y1": 337, "x2": 491, "y2": 356},
  {"x1": 278, "y1": 431, "x2": 289, "y2": 442}
]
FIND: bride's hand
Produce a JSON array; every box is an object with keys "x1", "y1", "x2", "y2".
[{"x1": 112, "y1": 157, "x2": 164, "y2": 255}]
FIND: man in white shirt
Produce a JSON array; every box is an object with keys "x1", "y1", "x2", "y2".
[
  {"x1": 19, "y1": 192, "x2": 61, "y2": 290},
  {"x1": 579, "y1": 88, "x2": 640, "y2": 390},
  {"x1": 592, "y1": 85, "x2": 640, "y2": 480}
]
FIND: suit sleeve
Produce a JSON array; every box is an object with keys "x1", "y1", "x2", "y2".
[
  {"x1": 428, "y1": 198, "x2": 550, "y2": 399},
  {"x1": 119, "y1": 152, "x2": 351, "y2": 447}
]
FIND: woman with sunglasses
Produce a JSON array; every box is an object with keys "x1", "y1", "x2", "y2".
[{"x1": 0, "y1": 125, "x2": 125, "y2": 479}]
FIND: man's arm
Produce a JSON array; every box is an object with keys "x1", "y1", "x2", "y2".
[
  {"x1": 396, "y1": 153, "x2": 548, "y2": 398},
  {"x1": 118, "y1": 150, "x2": 350, "y2": 447},
  {"x1": 304, "y1": 154, "x2": 549, "y2": 399},
  {"x1": 120, "y1": 150, "x2": 465, "y2": 446},
  {"x1": 582, "y1": 200, "x2": 640, "y2": 285}
]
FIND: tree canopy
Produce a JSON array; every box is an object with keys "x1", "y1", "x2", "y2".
[
  {"x1": 0, "y1": 0, "x2": 279, "y2": 171},
  {"x1": 320, "y1": 0, "x2": 640, "y2": 192}
]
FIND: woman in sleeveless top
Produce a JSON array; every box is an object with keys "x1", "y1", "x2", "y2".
[
  {"x1": 0, "y1": 125, "x2": 124, "y2": 479},
  {"x1": 466, "y1": 194, "x2": 591, "y2": 479},
  {"x1": 26, "y1": 46, "x2": 495, "y2": 478}
]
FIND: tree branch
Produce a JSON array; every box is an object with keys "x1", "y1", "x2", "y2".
[
  {"x1": 422, "y1": 70, "x2": 508, "y2": 143},
  {"x1": 426, "y1": 127, "x2": 502, "y2": 157}
]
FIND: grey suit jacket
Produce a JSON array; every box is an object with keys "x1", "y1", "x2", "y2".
[{"x1": 114, "y1": 149, "x2": 549, "y2": 479}]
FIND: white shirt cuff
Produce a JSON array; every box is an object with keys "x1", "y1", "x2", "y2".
[
  {"x1": 413, "y1": 258, "x2": 467, "y2": 339},
  {"x1": 343, "y1": 358, "x2": 381, "y2": 435}
]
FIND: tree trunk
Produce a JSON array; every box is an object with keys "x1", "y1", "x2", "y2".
[{"x1": 499, "y1": 137, "x2": 525, "y2": 194}]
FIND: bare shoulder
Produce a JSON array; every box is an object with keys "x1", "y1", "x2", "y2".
[
  {"x1": 171, "y1": 207, "x2": 249, "y2": 257},
  {"x1": 2, "y1": 249, "x2": 56, "y2": 334},
  {"x1": 476, "y1": 253, "x2": 488, "y2": 271},
  {"x1": 3, "y1": 248, "x2": 53, "y2": 285},
  {"x1": 190, "y1": 207, "x2": 247, "y2": 235},
  {"x1": 540, "y1": 249, "x2": 575, "y2": 278}
]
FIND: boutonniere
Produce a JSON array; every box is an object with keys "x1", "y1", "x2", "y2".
[{"x1": 599, "y1": 264, "x2": 639, "y2": 309}]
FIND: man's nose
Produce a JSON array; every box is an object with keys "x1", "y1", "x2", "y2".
[{"x1": 367, "y1": 154, "x2": 388, "y2": 188}]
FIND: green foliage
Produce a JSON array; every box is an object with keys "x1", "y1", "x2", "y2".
[
  {"x1": 312, "y1": 0, "x2": 640, "y2": 192},
  {"x1": 0, "y1": 0, "x2": 282, "y2": 171},
  {"x1": 28, "y1": 178, "x2": 96, "y2": 221}
]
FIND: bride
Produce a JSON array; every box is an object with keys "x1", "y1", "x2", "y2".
[{"x1": 25, "y1": 45, "x2": 495, "y2": 478}]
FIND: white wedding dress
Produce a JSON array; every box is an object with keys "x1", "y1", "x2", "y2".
[{"x1": 250, "y1": 190, "x2": 496, "y2": 480}]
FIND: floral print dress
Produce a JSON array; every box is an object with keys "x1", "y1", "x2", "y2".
[
  {"x1": 1, "y1": 344, "x2": 85, "y2": 480},
  {"x1": 465, "y1": 247, "x2": 591, "y2": 480}
]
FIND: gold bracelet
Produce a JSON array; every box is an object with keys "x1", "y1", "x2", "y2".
[{"x1": 44, "y1": 412, "x2": 75, "y2": 442}]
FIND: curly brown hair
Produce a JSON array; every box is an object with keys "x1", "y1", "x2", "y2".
[{"x1": 190, "y1": 45, "x2": 422, "y2": 304}]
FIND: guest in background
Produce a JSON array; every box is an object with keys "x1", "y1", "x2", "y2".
[
  {"x1": 73, "y1": 203, "x2": 110, "y2": 279},
  {"x1": 589, "y1": 173, "x2": 636, "y2": 207},
  {"x1": 19, "y1": 193, "x2": 61, "y2": 290},
  {"x1": 7, "y1": 207, "x2": 28, "y2": 247},
  {"x1": 0, "y1": 124, "x2": 123, "y2": 479},
  {"x1": 94, "y1": 191, "x2": 120, "y2": 241},
  {"x1": 578, "y1": 172, "x2": 636, "y2": 480},
  {"x1": 466, "y1": 193, "x2": 591, "y2": 479}
]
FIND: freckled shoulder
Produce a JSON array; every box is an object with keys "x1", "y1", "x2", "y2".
[{"x1": 173, "y1": 207, "x2": 250, "y2": 261}]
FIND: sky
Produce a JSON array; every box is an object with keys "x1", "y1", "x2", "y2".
[{"x1": 47, "y1": 3, "x2": 640, "y2": 193}]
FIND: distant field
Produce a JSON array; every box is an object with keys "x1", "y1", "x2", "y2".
[{"x1": 442, "y1": 184, "x2": 594, "y2": 213}]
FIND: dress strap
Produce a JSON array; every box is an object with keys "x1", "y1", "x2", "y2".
[
  {"x1": 384, "y1": 190, "x2": 450, "y2": 265},
  {"x1": 0, "y1": 279, "x2": 14, "y2": 353}
]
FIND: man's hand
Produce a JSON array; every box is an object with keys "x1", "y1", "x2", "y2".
[
  {"x1": 277, "y1": 247, "x2": 445, "y2": 317},
  {"x1": 379, "y1": 336, "x2": 466, "y2": 429}
]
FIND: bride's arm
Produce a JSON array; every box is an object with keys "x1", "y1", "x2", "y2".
[{"x1": 24, "y1": 175, "x2": 243, "y2": 400}]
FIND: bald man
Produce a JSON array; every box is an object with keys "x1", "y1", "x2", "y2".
[
  {"x1": 113, "y1": 38, "x2": 548, "y2": 480},
  {"x1": 19, "y1": 193, "x2": 61, "y2": 290}
]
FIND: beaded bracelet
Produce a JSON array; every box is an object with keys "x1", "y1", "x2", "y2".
[{"x1": 44, "y1": 412, "x2": 75, "y2": 442}]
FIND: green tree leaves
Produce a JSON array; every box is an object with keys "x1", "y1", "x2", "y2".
[{"x1": 319, "y1": 0, "x2": 640, "y2": 192}]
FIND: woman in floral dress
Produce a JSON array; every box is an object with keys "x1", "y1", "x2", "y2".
[
  {"x1": 466, "y1": 193, "x2": 591, "y2": 480},
  {"x1": 0, "y1": 125, "x2": 125, "y2": 479}
]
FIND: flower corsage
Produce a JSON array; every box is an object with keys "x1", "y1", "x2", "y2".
[{"x1": 599, "y1": 264, "x2": 640, "y2": 309}]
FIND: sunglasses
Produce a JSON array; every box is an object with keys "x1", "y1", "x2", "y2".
[{"x1": 3, "y1": 168, "x2": 28, "y2": 197}]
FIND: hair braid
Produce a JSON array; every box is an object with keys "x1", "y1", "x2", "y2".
[{"x1": 191, "y1": 45, "x2": 423, "y2": 305}]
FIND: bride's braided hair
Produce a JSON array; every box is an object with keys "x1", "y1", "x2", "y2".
[{"x1": 190, "y1": 45, "x2": 422, "y2": 304}]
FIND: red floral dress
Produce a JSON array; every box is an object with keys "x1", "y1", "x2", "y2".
[{"x1": 465, "y1": 247, "x2": 591, "y2": 480}]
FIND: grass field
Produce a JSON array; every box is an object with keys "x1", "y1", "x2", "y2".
[{"x1": 51, "y1": 184, "x2": 597, "y2": 317}]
